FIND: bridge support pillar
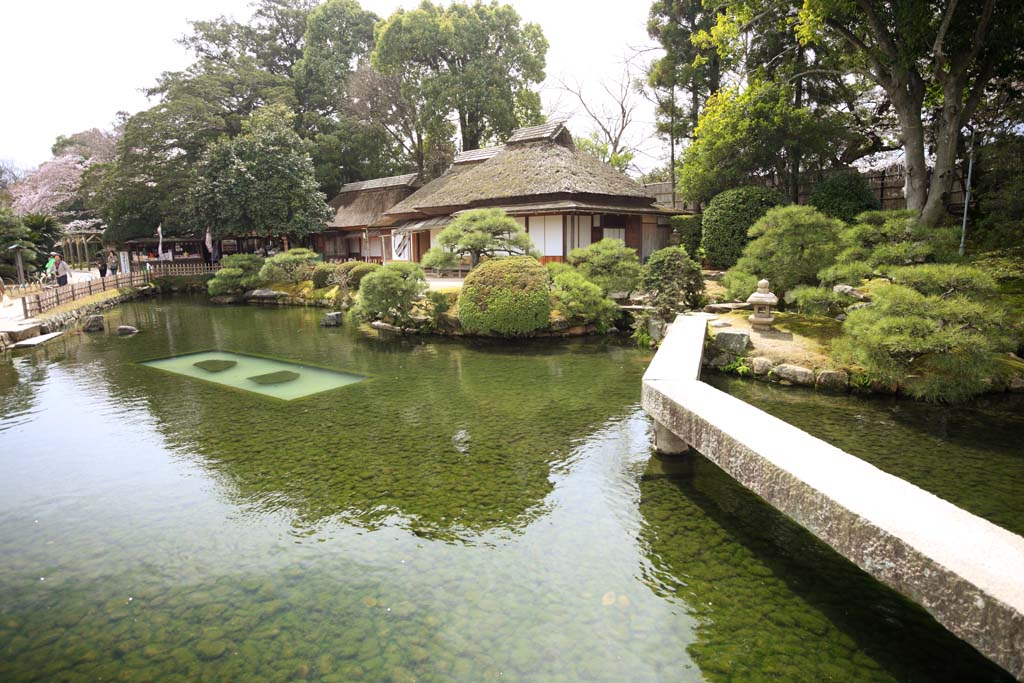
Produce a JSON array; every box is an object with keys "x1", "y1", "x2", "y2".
[{"x1": 653, "y1": 420, "x2": 690, "y2": 456}]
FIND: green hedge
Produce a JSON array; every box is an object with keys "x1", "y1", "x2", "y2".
[
  {"x1": 357, "y1": 262, "x2": 426, "y2": 325},
  {"x1": 458, "y1": 256, "x2": 550, "y2": 336},
  {"x1": 808, "y1": 172, "x2": 880, "y2": 223},
  {"x1": 551, "y1": 269, "x2": 618, "y2": 331},
  {"x1": 700, "y1": 186, "x2": 785, "y2": 269},
  {"x1": 669, "y1": 214, "x2": 703, "y2": 260},
  {"x1": 347, "y1": 262, "x2": 381, "y2": 289}
]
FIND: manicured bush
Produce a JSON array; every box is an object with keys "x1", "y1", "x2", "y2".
[
  {"x1": 258, "y1": 248, "x2": 320, "y2": 283},
  {"x1": 884, "y1": 263, "x2": 997, "y2": 297},
  {"x1": 700, "y1": 186, "x2": 785, "y2": 269},
  {"x1": 207, "y1": 253, "x2": 265, "y2": 296},
  {"x1": 669, "y1": 214, "x2": 703, "y2": 262},
  {"x1": 724, "y1": 205, "x2": 844, "y2": 304},
  {"x1": 638, "y1": 246, "x2": 705, "y2": 318},
  {"x1": 808, "y1": 171, "x2": 880, "y2": 223},
  {"x1": 458, "y1": 256, "x2": 551, "y2": 336},
  {"x1": 722, "y1": 269, "x2": 760, "y2": 301},
  {"x1": 357, "y1": 262, "x2": 427, "y2": 325},
  {"x1": 551, "y1": 269, "x2": 618, "y2": 331},
  {"x1": 567, "y1": 238, "x2": 640, "y2": 295},
  {"x1": 346, "y1": 262, "x2": 381, "y2": 289},
  {"x1": 819, "y1": 210, "x2": 960, "y2": 285},
  {"x1": 833, "y1": 283, "x2": 1010, "y2": 402},
  {"x1": 311, "y1": 263, "x2": 342, "y2": 289},
  {"x1": 788, "y1": 285, "x2": 854, "y2": 317}
]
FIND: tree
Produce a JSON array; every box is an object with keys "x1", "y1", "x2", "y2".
[
  {"x1": 357, "y1": 262, "x2": 428, "y2": 325},
  {"x1": 372, "y1": 1, "x2": 548, "y2": 151},
  {"x1": 422, "y1": 208, "x2": 535, "y2": 269},
  {"x1": 189, "y1": 105, "x2": 331, "y2": 239},
  {"x1": 567, "y1": 238, "x2": 641, "y2": 295},
  {"x1": 0, "y1": 207, "x2": 37, "y2": 282},
  {"x1": 558, "y1": 63, "x2": 641, "y2": 175},
  {"x1": 678, "y1": 78, "x2": 840, "y2": 203},
  {"x1": 796, "y1": 0, "x2": 1024, "y2": 226},
  {"x1": 638, "y1": 246, "x2": 705, "y2": 318}
]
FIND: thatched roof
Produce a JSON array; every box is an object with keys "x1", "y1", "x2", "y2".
[
  {"x1": 337, "y1": 173, "x2": 419, "y2": 193},
  {"x1": 327, "y1": 174, "x2": 421, "y2": 229},
  {"x1": 382, "y1": 121, "x2": 655, "y2": 220},
  {"x1": 453, "y1": 146, "x2": 504, "y2": 164}
]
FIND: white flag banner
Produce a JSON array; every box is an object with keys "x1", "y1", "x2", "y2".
[
  {"x1": 205, "y1": 227, "x2": 214, "y2": 255},
  {"x1": 156, "y1": 223, "x2": 163, "y2": 259}
]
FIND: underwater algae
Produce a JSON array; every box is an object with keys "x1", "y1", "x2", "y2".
[{"x1": 0, "y1": 297, "x2": 1014, "y2": 682}]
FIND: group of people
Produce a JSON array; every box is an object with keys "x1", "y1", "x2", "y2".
[
  {"x1": 38, "y1": 250, "x2": 120, "y2": 288},
  {"x1": 94, "y1": 250, "x2": 120, "y2": 279}
]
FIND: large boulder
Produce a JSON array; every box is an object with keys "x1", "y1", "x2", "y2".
[
  {"x1": 832, "y1": 284, "x2": 869, "y2": 301},
  {"x1": 713, "y1": 330, "x2": 751, "y2": 355},
  {"x1": 244, "y1": 289, "x2": 289, "y2": 301},
  {"x1": 82, "y1": 315, "x2": 105, "y2": 333},
  {"x1": 749, "y1": 357, "x2": 774, "y2": 377},
  {"x1": 209, "y1": 295, "x2": 242, "y2": 305},
  {"x1": 816, "y1": 370, "x2": 849, "y2": 393},
  {"x1": 770, "y1": 364, "x2": 815, "y2": 386},
  {"x1": 320, "y1": 312, "x2": 343, "y2": 327}
]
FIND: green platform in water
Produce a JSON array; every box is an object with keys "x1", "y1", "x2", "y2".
[{"x1": 141, "y1": 350, "x2": 364, "y2": 399}]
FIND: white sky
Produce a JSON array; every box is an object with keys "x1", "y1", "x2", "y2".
[{"x1": 0, "y1": 0, "x2": 666, "y2": 174}]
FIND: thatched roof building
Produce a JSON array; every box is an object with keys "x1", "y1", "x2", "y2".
[
  {"x1": 315, "y1": 173, "x2": 421, "y2": 261},
  {"x1": 380, "y1": 122, "x2": 678, "y2": 264}
]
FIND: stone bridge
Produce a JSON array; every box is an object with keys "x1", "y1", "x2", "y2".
[{"x1": 642, "y1": 315, "x2": 1024, "y2": 680}]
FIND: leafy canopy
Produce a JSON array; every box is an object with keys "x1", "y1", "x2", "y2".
[
  {"x1": 567, "y1": 238, "x2": 640, "y2": 296},
  {"x1": 189, "y1": 106, "x2": 331, "y2": 240},
  {"x1": 638, "y1": 246, "x2": 705, "y2": 318},
  {"x1": 372, "y1": 1, "x2": 547, "y2": 151}
]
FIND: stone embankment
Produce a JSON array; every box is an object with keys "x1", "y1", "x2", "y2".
[{"x1": 642, "y1": 315, "x2": 1024, "y2": 679}]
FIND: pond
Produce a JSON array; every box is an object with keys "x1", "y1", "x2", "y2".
[{"x1": 0, "y1": 298, "x2": 1013, "y2": 682}]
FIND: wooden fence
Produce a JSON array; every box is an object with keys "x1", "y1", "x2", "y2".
[
  {"x1": 647, "y1": 164, "x2": 967, "y2": 213},
  {"x1": 21, "y1": 262, "x2": 221, "y2": 318}
]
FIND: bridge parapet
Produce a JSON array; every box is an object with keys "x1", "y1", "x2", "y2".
[{"x1": 642, "y1": 315, "x2": 1024, "y2": 679}]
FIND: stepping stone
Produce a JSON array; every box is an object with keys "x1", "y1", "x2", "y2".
[
  {"x1": 247, "y1": 370, "x2": 300, "y2": 385},
  {"x1": 12, "y1": 331, "x2": 64, "y2": 348},
  {"x1": 193, "y1": 359, "x2": 237, "y2": 373}
]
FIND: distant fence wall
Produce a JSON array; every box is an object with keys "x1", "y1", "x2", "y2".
[
  {"x1": 21, "y1": 263, "x2": 220, "y2": 318},
  {"x1": 647, "y1": 164, "x2": 966, "y2": 213}
]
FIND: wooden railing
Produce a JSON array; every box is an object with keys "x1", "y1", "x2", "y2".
[
  {"x1": 22, "y1": 271, "x2": 152, "y2": 318},
  {"x1": 147, "y1": 262, "x2": 221, "y2": 277}
]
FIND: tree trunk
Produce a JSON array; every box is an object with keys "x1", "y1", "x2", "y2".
[
  {"x1": 891, "y1": 92, "x2": 929, "y2": 216},
  {"x1": 920, "y1": 76, "x2": 966, "y2": 226}
]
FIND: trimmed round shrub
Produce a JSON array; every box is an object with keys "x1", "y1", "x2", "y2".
[
  {"x1": 458, "y1": 256, "x2": 550, "y2": 336},
  {"x1": 808, "y1": 171, "x2": 880, "y2": 223},
  {"x1": 551, "y1": 269, "x2": 618, "y2": 331},
  {"x1": 347, "y1": 262, "x2": 381, "y2": 289},
  {"x1": 357, "y1": 262, "x2": 427, "y2": 325},
  {"x1": 638, "y1": 246, "x2": 705, "y2": 318},
  {"x1": 700, "y1": 186, "x2": 785, "y2": 269},
  {"x1": 258, "y1": 248, "x2": 320, "y2": 283},
  {"x1": 207, "y1": 253, "x2": 265, "y2": 295},
  {"x1": 566, "y1": 238, "x2": 640, "y2": 295},
  {"x1": 669, "y1": 214, "x2": 703, "y2": 260},
  {"x1": 311, "y1": 263, "x2": 341, "y2": 289}
]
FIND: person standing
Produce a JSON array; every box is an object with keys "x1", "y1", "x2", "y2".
[
  {"x1": 96, "y1": 251, "x2": 107, "y2": 278},
  {"x1": 107, "y1": 250, "x2": 118, "y2": 276},
  {"x1": 45, "y1": 252, "x2": 57, "y2": 276},
  {"x1": 53, "y1": 254, "x2": 70, "y2": 287}
]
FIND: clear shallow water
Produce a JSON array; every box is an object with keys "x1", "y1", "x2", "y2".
[
  {"x1": 0, "y1": 298, "x2": 1013, "y2": 682},
  {"x1": 705, "y1": 374, "x2": 1024, "y2": 537},
  {"x1": 140, "y1": 350, "x2": 366, "y2": 400}
]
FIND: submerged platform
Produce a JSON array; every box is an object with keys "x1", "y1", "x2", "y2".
[
  {"x1": 140, "y1": 350, "x2": 365, "y2": 400},
  {"x1": 12, "y1": 331, "x2": 64, "y2": 348},
  {"x1": 642, "y1": 315, "x2": 1024, "y2": 679}
]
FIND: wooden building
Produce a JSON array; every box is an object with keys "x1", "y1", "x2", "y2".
[
  {"x1": 376, "y1": 121, "x2": 679, "y2": 264},
  {"x1": 314, "y1": 174, "x2": 421, "y2": 263}
]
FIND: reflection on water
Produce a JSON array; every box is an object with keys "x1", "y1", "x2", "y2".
[{"x1": 0, "y1": 298, "x2": 1013, "y2": 682}]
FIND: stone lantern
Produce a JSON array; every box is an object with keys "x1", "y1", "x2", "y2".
[{"x1": 746, "y1": 279, "x2": 778, "y2": 331}]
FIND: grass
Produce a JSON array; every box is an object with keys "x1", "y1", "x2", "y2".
[{"x1": 774, "y1": 312, "x2": 844, "y2": 348}]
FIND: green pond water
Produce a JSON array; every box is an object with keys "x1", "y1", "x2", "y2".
[
  {"x1": 0, "y1": 297, "x2": 1015, "y2": 682},
  {"x1": 704, "y1": 375, "x2": 1024, "y2": 538}
]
